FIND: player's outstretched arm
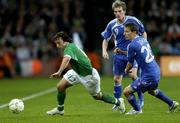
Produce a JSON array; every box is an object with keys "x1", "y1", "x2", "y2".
[{"x1": 50, "y1": 56, "x2": 71, "y2": 78}]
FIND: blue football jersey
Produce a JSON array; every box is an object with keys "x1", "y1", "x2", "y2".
[
  {"x1": 127, "y1": 36, "x2": 160, "y2": 82},
  {"x1": 101, "y1": 16, "x2": 145, "y2": 52}
]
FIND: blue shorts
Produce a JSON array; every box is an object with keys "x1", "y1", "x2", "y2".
[
  {"x1": 131, "y1": 78, "x2": 159, "y2": 93},
  {"x1": 113, "y1": 55, "x2": 138, "y2": 76}
]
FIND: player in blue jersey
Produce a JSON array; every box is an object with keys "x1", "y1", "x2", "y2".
[
  {"x1": 123, "y1": 23, "x2": 179, "y2": 115},
  {"x1": 101, "y1": 0, "x2": 146, "y2": 112}
]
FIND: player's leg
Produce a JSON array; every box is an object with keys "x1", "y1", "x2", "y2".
[
  {"x1": 112, "y1": 58, "x2": 126, "y2": 111},
  {"x1": 94, "y1": 92, "x2": 125, "y2": 113},
  {"x1": 46, "y1": 78, "x2": 72, "y2": 115},
  {"x1": 93, "y1": 92, "x2": 120, "y2": 106},
  {"x1": 57, "y1": 78, "x2": 72, "y2": 110},
  {"x1": 113, "y1": 58, "x2": 124, "y2": 99},
  {"x1": 113, "y1": 75, "x2": 123, "y2": 99},
  {"x1": 148, "y1": 88, "x2": 179, "y2": 112},
  {"x1": 85, "y1": 68, "x2": 125, "y2": 113},
  {"x1": 123, "y1": 78, "x2": 143, "y2": 115},
  {"x1": 137, "y1": 89, "x2": 144, "y2": 109},
  {"x1": 124, "y1": 86, "x2": 140, "y2": 111},
  {"x1": 129, "y1": 65, "x2": 144, "y2": 109},
  {"x1": 84, "y1": 68, "x2": 117, "y2": 104},
  {"x1": 112, "y1": 75, "x2": 125, "y2": 112},
  {"x1": 47, "y1": 70, "x2": 78, "y2": 115}
]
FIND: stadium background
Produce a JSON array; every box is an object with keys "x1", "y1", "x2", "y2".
[
  {"x1": 0, "y1": 1, "x2": 180, "y2": 123},
  {"x1": 0, "y1": 0, "x2": 180, "y2": 78}
]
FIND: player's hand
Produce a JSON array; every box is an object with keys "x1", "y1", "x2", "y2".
[
  {"x1": 50, "y1": 72, "x2": 60, "y2": 78},
  {"x1": 114, "y1": 48, "x2": 126, "y2": 55},
  {"x1": 114, "y1": 48, "x2": 121, "y2": 54},
  {"x1": 102, "y1": 51, "x2": 109, "y2": 59},
  {"x1": 125, "y1": 69, "x2": 132, "y2": 74}
]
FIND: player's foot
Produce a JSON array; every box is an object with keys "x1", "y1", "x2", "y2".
[
  {"x1": 46, "y1": 107, "x2": 64, "y2": 115},
  {"x1": 168, "y1": 101, "x2": 179, "y2": 113},
  {"x1": 125, "y1": 108, "x2": 142, "y2": 115},
  {"x1": 112, "y1": 104, "x2": 119, "y2": 111},
  {"x1": 112, "y1": 98, "x2": 125, "y2": 113},
  {"x1": 119, "y1": 98, "x2": 125, "y2": 113},
  {"x1": 112, "y1": 98, "x2": 120, "y2": 111}
]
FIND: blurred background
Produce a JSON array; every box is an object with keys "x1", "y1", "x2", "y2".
[{"x1": 0, "y1": 0, "x2": 180, "y2": 78}]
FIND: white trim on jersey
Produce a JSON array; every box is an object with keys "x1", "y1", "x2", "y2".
[
  {"x1": 64, "y1": 54, "x2": 71, "y2": 59},
  {"x1": 126, "y1": 16, "x2": 144, "y2": 27}
]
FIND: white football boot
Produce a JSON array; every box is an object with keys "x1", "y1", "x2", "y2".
[
  {"x1": 119, "y1": 98, "x2": 126, "y2": 113},
  {"x1": 46, "y1": 107, "x2": 64, "y2": 115},
  {"x1": 125, "y1": 108, "x2": 142, "y2": 115},
  {"x1": 112, "y1": 98, "x2": 125, "y2": 113},
  {"x1": 168, "y1": 101, "x2": 179, "y2": 113}
]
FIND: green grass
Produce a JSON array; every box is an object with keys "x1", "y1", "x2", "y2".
[{"x1": 0, "y1": 76, "x2": 180, "y2": 123}]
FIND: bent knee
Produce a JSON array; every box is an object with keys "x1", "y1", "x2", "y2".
[
  {"x1": 123, "y1": 86, "x2": 132, "y2": 97},
  {"x1": 57, "y1": 80, "x2": 72, "y2": 91},
  {"x1": 129, "y1": 73, "x2": 137, "y2": 80},
  {"x1": 93, "y1": 96, "x2": 99, "y2": 100},
  {"x1": 57, "y1": 83, "x2": 66, "y2": 92},
  {"x1": 57, "y1": 85, "x2": 63, "y2": 91},
  {"x1": 114, "y1": 76, "x2": 122, "y2": 84},
  {"x1": 93, "y1": 95, "x2": 101, "y2": 100},
  {"x1": 93, "y1": 92, "x2": 102, "y2": 100},
  {"x1": 148, "y1": 89, "x2": 158, "y2": 95},
  {"x1": 130, "y1": 75, "x2": 137, "y2": 80},
  {"x1": 129, "y1": 69, "x2": 137, "y2": 80}
]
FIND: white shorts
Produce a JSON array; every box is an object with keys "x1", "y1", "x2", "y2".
[{"x1": 63, "y1": 68, "x2": 101, "y2": 96}]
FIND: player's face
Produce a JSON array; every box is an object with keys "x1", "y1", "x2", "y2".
[
  {"x1": 124, "y1": 27, "x2": 133, "y2": 40},
  {"x1": 54, "y1": 38, "x2": 64, "y2": 48},
  {"x1": 113, "y1": 7, "x2": 125, "y2": 22}
]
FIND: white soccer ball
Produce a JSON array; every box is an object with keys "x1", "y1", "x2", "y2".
[{"x1": 8, "y1": 99, "x2": 24, "y2": 113}]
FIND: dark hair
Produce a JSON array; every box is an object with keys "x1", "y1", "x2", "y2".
[
  {"x1": 52, "y1": 31, "x2": 72, "y2": 43},
  {"x1": 125, "y1": 23, "x2": 138, "y2": 33}
]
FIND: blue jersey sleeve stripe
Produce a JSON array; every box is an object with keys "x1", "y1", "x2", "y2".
[{"x1": 101, "y1": 19, "x2": 117, "y2": 40}]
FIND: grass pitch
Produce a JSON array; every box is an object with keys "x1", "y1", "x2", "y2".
[{"x1": 0, "y1": 76, "x2": 180, "y2": 123}]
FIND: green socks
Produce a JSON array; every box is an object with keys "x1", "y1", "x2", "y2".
[
  {"x1": 56, "y1": 91, "x2": 120, "y2": 111},
  {"x1": 57, "y1": 91, "x2": 66, "y2": 111},
  {"x1": 101, "y1": 92, "x2": 118, "y2": 105}
]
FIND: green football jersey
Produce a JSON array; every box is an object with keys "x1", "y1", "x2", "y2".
[{"x1": 64, "y1": 43, "x2": 93, "y2": 76}]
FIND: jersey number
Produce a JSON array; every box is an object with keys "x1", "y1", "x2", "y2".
[{"x1": 141, "y1": 44, "x2": 154, "y2": 63}]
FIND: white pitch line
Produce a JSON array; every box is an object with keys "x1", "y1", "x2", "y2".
[{"x1": 0, "y1": 87, "x2": 56, "y2": 109}]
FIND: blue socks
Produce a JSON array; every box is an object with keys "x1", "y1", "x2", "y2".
[
  {"x1": 154, "y1": 90, "x2": 173, "y2": 106},
  {"x1": 114, "y1": 84, "x2": 121, "y2": 99},
  {"x1": 127, "y1": 94, "x2": 140, "y2": 111},
  {"x1": 132, "y1": 77, "x2": 144, "y2": 107},
  {"x1": 137, "y1": 90, "x2": 144, "y2": 107}
]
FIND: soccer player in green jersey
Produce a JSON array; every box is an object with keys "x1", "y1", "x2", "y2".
[{"x1": 46, "y1": 31, "x2": 125, "y2": 115}]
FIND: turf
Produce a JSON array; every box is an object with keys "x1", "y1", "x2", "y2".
[{"x1": 0, "y1": 76, "x2": 180, "y2": 123}]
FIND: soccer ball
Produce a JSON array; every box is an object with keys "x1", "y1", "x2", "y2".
[{"x1": 8, "y1": 99, "x2": 24, "y2": 113}]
